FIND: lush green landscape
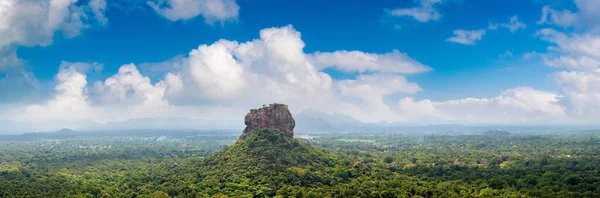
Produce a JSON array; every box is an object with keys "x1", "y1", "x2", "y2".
[{"x1": 1, "y1": 129, "x2": 599, "y2": 197}]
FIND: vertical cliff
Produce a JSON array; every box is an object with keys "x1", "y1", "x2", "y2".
[{"x1": 239, "y1": 103, "x2": 295, "y2": 139}]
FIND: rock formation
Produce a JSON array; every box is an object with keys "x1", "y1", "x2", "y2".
[{"x1": 239, "y1": 103, "x2": 295, "y2": 139}]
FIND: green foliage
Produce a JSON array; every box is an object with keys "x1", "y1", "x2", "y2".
[
  {"x1": 250, "y1": 103, "x2": 289, "y2": 114},
  {"x1": 0, "y1": 129, "x2": 599, "y2": 197},
  {"x1": 198, "y1": 128, "x2": 341, "y2": 190}
]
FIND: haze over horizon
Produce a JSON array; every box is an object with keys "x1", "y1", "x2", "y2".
[{"x1": 2, "y1": 0, "x2": 600, "y2": 128}]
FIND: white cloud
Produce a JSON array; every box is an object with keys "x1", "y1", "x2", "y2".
[
  {"x1": 23, "y1": 62, "x2": 192, "y2": 123},
  {"x1": 537, "y1": 29, "x2": 600, "y2": 59},
  {"x1": 0, "y1": 0, "x2": 107, "y2": 48},
  {"x1": 388, "y1": 0, "x2": 444, "y2": 22},
  {"x1": 167, "y1": 25, "x2": 335, "y2": 106},
  {"x1": 538, "y1": 1, "x2": 600, "y2": 30},
  {"x1": 523, "y1": 51, "x2": 538, "y2": 59},
  {"x1": 537, "y1": 28, "x2": 600, "y2": 72},
  {"x1": 148, "y1": 0, "x2": 239, "y2": 23},
  {"x1": 338, "y1": 74, "x2": 421, "y2": 100},
  {"x1": 535, "y1": 12, "x2": 600, "y2": 122},
  {"x1": 186, "y1": 40, "x2": 246, "y2": 99},
  {"x1": 446, "y1": 29, "x2": 486, "y2": 45},
  {"x1": 308, "y1": 50, "x2": 431, "y2": 74},
  {"x1": 89, "y1": 0, "x2": 108, "y2": 25},
  {"x1": 0, "y1": 47, "x2": 20, "y2": 71},
  {"x1": 488, "y1": 16, "x2": 526, "y2": 33},
  {"x1": 553, "y1": 71, "x2": 600, "y2": 121},
  {"x1": 335, "y1": 74, "x2": 422, "y2": 122},
  {"x1": 92, "y1": 63, "x2": 168, "y2": 106},
  {"x1": 398, "y1": 87, "x2": 566, "y2": 124},
  {"x1": 23, "y1": 62, "x2": 93, "y2": 121},
  {"x1": 0, "y1": 0, "x2": 108, "y2": 104},
  {"x1": 544, "y1": 56, "x2": 600, "y2": 72},
  {"x1": 502, "y1": 16, "x2": 526, "y2": 33},
  {"x1": 538, "y1": 6, "x2": 578, "y2": 27},
  {"x1": 11, "y1": 23, "x2": 600, "y2": 126},
  {"x1": 13, "y1": 25, "x2": 433, "y2": 124},
  {"x1": 0, "y1": 49, "x2": 40, "y2": 103},
  {"x1": 397, "y1": 97, "x2": 438, "y2": 117}
]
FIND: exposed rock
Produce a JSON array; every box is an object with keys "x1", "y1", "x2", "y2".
[{"x1": 239, "y1": 103, "x2": 295, "y2": 139}]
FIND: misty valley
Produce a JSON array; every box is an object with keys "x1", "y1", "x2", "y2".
[{"x1": 1, "y1": 127, "x2": 599, "y2": 197}]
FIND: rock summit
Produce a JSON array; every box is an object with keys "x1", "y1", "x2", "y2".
[{"x1": 239, "y1": 103, "x2": 295, "y2": 139}]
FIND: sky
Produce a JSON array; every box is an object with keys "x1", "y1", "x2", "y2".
[{"x1": 0, "y1": 0, "x2": 599, "y2": 126}]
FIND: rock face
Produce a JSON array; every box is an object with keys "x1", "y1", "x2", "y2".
[{"x1": 240, "y1": 103, "x2": 295, "y2": 139}]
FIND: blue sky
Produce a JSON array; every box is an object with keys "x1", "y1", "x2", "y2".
[
  {"x1": 18, "y1": 0, "x2": 553, "y2": 99},
  {"x1": 1, "y1": 0, "x2": 599, "y2": 126}
]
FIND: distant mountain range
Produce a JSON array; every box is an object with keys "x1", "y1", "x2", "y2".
[
  {"x1": 1, "y1": 109, "x2": 598, "y2": 135},
  {"x1": 0, "y1": 118, "x2": 244, "y2": 135},
  {"x1": 294, "y1": 109, "x2": 420, "y2": 132}
]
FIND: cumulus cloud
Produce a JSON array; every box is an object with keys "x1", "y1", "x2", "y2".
[
  {"x1": 11, "y1": 22, "x2": 600, "y2": 126},
  {"x1": 538, "y1": 0, "x2": 600, "y2": 30},
  {"x1": 338, "y1": 74, "x2": 421, "y2": 100},
  {"x1": 537, "y1": 28, "x2": 600, "y2": 72},
  {"x1": 446, "y1": 29, "x2": 486, "y2": 45},
  {"x1": 534, "y1": 5, "x2": 600, "y2": 122},
  {"x1": 92, "y1": 63, "x2": 168, "y2": 106},
  {"x1": 23, "y1": 62, "x2": 198, "y2": 123},
  {"x1": 17, "y1": 25, "x2": 429, "y2": 123},
  {"x1": 0, "y1": 0, "x2": 107, "y2": 48},
  {"x1": 388, "y1": 0, "x2": 444, "y2": 22},
  {"x1": 148, "y1": 0, "x2": 239, "y2": 23},
  {"x1": 538, "y1": 6, "x2": 578, "y2": 27},
  {"x1": 23, "y1": 62, "x2": 93, "y2": 121},
  {"x1": 543, "y1": 56, "x2": 600, "y2": 72},
  {"x1": 308, "y1": 50, "x2": 431, "y2": 74},
  {"x1": 186, "y1": 40, "x2": 246, "y2": 99},
  {"x1": 163, "y1": 25, "x2": 335, "y2": 107},
  {"x1": 537, "y1": 28, "x2": 600, "y2": 121},
  {"x1": 0, "y1": 0, "x2": 109, "y2": 105},
  {"x1": 335, "y1": 74, "x2": 423, "y2": 122},
  {"x1": 398, "y1": 87, "x2": 565, "y2": 124},
  {"x1": 553, "y1": 71, "x2": 600, "y2": 121}
]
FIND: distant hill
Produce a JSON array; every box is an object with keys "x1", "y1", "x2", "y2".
[
  {"x1": 0, "y1": 118, "x2": 243, "y2": 135},
  {"x1": 0, "y1": 128, "x2": 239, "y2": 141},
  {"x1": 483, "y1": 130, "x2": 512, "y2": 137},
  {"x1": 294, "y1": 109, "x2": 419, "y2": 132}
]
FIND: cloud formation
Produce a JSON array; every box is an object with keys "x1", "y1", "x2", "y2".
[
  {"x1": 148, "y1": 0, "x2": 239, "y2": 23},
  {"x1": 446, "y1": 29, "x2": 486, "y2": 45},
  {"x1": 489, "y1": 16, "x2": 526, "y2": 33},
  {"x1": 0, "y1": 0, "x2": 108, "y2": 104},
  {"x1": 398, "y1": 87, "x2": 565, "y2": 124},
  {"x1": 534, "y1": 1, "x2": 600, "y2": 122},
  {"x1": 538, "y1": 0, "x2": 600, "y2": 30},
  {"x1": 308, "y1": 50, "x2": 431, "y2": 74},
  {"x1": 11, "y1": 22, "x2": 600, "y2": 126},
  {"x1": 388, "y1": 0, "x2": 444, "y2": 22},
  {"x1": 0, "y1": 0, "x2": 106, "y2": 48},
  {"x1": 16, "y1": 25, "x2": 428, "y2": 124},
  {"x1": 5, "y1": 0, "x2": 600, "y2": 127}
]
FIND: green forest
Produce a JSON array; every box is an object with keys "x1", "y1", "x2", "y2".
[{"x1": 1, "y1": 129, "x2": 599, "y2": 197}]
